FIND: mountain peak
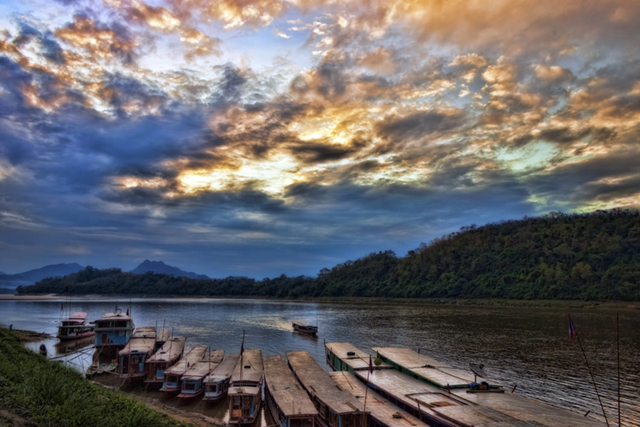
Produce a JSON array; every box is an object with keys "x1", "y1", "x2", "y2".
[{"x1": 131, "y1": 260, "x2": 209, "y2": 280}]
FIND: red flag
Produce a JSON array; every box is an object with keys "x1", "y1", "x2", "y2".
[
  {"x1": 369, "y1": 355, "x2": 374, "y2": 374},
  {"x1": 568, "y1": 315, "x2": 577, "y2": 340}
]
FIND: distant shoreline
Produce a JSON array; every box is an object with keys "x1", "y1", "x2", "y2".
[{"x1": 1, "y1": 294, "x2": 638, "y2": 310}]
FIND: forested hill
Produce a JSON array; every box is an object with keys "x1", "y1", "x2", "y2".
[{"x1": 18, "y1": 209, "x2": 640, "y2": 300}]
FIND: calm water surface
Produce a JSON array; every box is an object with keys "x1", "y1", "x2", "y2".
[{"x1": 1, "y1": 298, "x2": 638, "y2": 425}]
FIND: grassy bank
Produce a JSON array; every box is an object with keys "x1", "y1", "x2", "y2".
[{"x1": 0, "y1": 327, "x2": 190, "y2": 427}]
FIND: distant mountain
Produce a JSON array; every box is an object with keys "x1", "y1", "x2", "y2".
[
  {"x1": 0, "y1": 271, "x2": 6, "y2": 275},
  {"x1": 131, "y1": 260, "x2": 210, "y2": 280},
  {"x1": 0, "y1": 263, "x2": 84, "y2": 288}
]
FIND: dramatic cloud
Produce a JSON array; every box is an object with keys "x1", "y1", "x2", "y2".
[{"x1": 0, "y1": 0, "x2": 639, "y2": 276}]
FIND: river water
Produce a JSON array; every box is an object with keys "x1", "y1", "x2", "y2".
[{"x1": 0, "y1": 298, "x2": 638, "y2": 426}]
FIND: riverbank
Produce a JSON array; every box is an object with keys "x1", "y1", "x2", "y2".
[
  {"x1": 0, "y1": 327, "x2": 191, "y2": 427},
  {"x1": 2, "y1": 293, "x2": 639, "y2": 310}
]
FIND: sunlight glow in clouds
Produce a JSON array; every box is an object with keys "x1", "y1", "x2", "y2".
[{"x1": 1, "y1": 0, "x2": 640, "y2": 275}]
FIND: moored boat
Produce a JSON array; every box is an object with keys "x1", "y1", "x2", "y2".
[
  {"x1": 292, "y1": 321, "x2": 318, "y2": 335},
  {"x1": 86, "y1": 308, "x2": 134, "y2": 376},
  {"x1": 229, "y1": 349, "x2": 264, "y2": 425},
  {"x1": 145, "y1": 336, "x2": 186, "y2": 386},
  {"x1": 117, "y1": 327, "x2": 160, "y2": 380},
  {"x1": 177, "y1": 349, "x2": 225, "y2": 399},
  {"x1": 264, "y1": 355, "x2": 317, "y2": 427},
  {"x1": 56, "y1": 312, "x2": 95, "y2": 341},
  {"x1": 286, "y1": 350, "x2": 368, "y2": 427},
  {"x1": 162, "y1": 346, "x2": 208, "y2": 393},
  {"x1": 203, "y1": 353, "x2": 241, "y2": 403}
]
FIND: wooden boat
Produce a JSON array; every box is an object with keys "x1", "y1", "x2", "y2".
[
  {"x1": 162, "y1": 346, "x2": 207, "y2": 393},
  {"x1": 118, "y1": 327, "x2": 160, "y2": 380},
  {"x1": 330, "y1": 371, "x2": 428, "y2": 427},
  {"x1": 56, "y1": 312, "x2": 95, "y2": 340},
  {"x1": 329, "y1": 344, "x2": 605, "y2": 427},
  {"x1": 292, "y1": 321, "x2": 318, "y2": 335},
  {"x1": 229, "y1": 349, "x2": 264, "y2": 425},
  {"x1": 325, "y1": 342, "x2": 393, "y2": 374},
  {"x1": 86, "y1": 308, "x2": 134, "y2": 376},
  {"x1": 286, "y1": 351, "x2": 368, "y2": 427},
  {"x1": 177, "y1": 350, "x2": 225, "y2": 399},
  {"x1": 203, "y1": 353, "x2": 241, "y2": 402},
  {"x1": 145, "y1": 336, "x2": 186, "y2": 386},
  {"x1": 264, "y1": 355, "x2": 317, "y2": 427}
]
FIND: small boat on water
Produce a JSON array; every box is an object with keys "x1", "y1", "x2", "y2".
[
  {"x1": 264, "y1": 355, "x2": 317, "y2": 427},
  {"x1": 292, "y1": 321, "x2": 318, "y2": 335},
  {"x1": 229, "y1": 349, "x2": 264, "y2": 425},
  {"x1": 162, "y1": 346, "x2": 208, "y2": 393},
  {"x1": 86, "y1": 308, "x2": 135, "y2": 376},
  {"x1": 57, "y1": 312, "x2": 95, "y2": 341},
  {"x1": 203, "y1": 353, "x2": 241, "y2": 403},
  {"x1": 145, "y1": 336, "x2": 186, "y2": 387},
  {"x1": 118, "y1": 327, "x2": 170, "y2": 381},
  {"x1": 177, "y1": 350, "x2": 225, "y2": 399}
]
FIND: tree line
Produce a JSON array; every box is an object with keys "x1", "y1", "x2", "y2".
[{"x1": 18, "y1": 209, "x2": 640, "y2": 300}]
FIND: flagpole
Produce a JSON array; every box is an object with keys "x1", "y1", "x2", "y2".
[
  {"x1": 569, "y1": 315, "x2": 610, "y2": 427},
  {"x1": 617, "y1": 313, "x2": 621, "y2": 427}
]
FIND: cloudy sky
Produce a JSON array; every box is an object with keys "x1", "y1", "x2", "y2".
[{"x1": 1, "y1": 0, "x2": 639, "y2": 277}]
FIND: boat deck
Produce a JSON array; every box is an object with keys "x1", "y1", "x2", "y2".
[
  {"x1": 372, "y1": 347, "x2": 477, "y2": 389},
  {"x1": 229, "y1": 349, "x2": 263, "y2": 396},
  {"x1": 286, "y1": 351, "x2": 366, "y2": 416},
  {"x1": 165, "y1": 346, "x2": 208, "y2": 376},
  {"x1": 264, "y1": 355, "x2": 318, "y2": 418},
  {"x1": 182, "y1": 350, "x2": 225, "y2": 380},
  {"x1": 330, "y1": 371, "x2": 428, "y2": 427},
  {"x1": 205, "y1": 353, "x2": 240, "y2": 384},
  {"x1": 326, "y1": 342, "x2": 393, "y2": 372},
  {"x1": 147, "y1": 336, "x2": 186, "y2": 364}
]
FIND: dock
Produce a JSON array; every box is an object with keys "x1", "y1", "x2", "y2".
[
  {"x1": 177, "y1": 349, "x2": 225, "y2": 399},
  {"x1": 330, "y1": 371, "x2": 429, "y2": 427},
  {"x1": 203, "y1": 353, "x2": 241, "y2": 402},
  {"x1": 286, "y1": 351, "x2": 368, "y2": 427},
  {"x1": 162, "y1": 346, "x2": 207, "y2": 392},
  {"x1": 229, "y1": 349, "x2": 264, "y2": 425},
  {"x1": 264, "y1": 355, "x2": 317, "y2": 427},
  {"x1": 145, "y1": 336, "x2": 186, "y2": 385}
]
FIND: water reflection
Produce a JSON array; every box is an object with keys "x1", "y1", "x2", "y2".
[{"x1": 1, "y1": 298, "x2": 638, "y2": 425}]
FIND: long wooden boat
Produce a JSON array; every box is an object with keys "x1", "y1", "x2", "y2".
[
  {"x1": 117, "y1": 327, "x2": 159, "y2": 380},
  {"x1": 330, "y1": 371, "x2": 428, "y2": 427},
  {"x1": 264, "y1": 355, "x2": 317, "y2": 427},
  {"x1": 229, "y1": 349, "x2": 264, "y2": 425},
  {"x1": 145, "y1": 336, "x2": 186, "y2": 386},
  {"x1": 203, "y1": 353, "x2": 241, "y2": 402},
  {"x1": 325, "y1": 342, "x2": 393, "y2": 374},
  {"x1": 162, "y1": 346, "x2": 207, "y2": 392},
  {"x1": 292, "y1": 321, "x2": 318, "y2": 335},
  {"x1": 57, "y1": 312, "x2": 95, "y2": 340},
  {"x1": 328, "y1": 344, "x2": 605, "y2": 427},
  {"x1": 86, "y1": 309, "x2": 134, "y2": 376},
  {"x1": 286, "y1": 351, "x2": 368, "y2": 427},
  {"x1": 177, "y1": 350, "x2": 225, "y2": 399}
]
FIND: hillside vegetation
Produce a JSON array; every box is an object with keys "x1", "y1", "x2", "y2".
[
  {"x1": 18, "y1": 209, "x2": 640, "y2": 300},
  {"x1": 0, "y1": 327, "x2": 188, "y2": 427}
]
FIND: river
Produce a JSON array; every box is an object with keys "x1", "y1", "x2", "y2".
[{"x1": 0, "y1": 298, "x2": 638, "y2": 425}]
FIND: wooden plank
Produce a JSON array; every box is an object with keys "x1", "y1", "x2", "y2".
[
  {"x1": 330, "y1": 371, "x2": 428, "y2": 427},
  {"x1": 264, "y1": 355, "x2": 318, "y2": 418}
]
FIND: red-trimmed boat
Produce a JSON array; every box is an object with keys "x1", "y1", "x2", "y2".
[{"x1": 56, "y1": 312, "x2": 95, "y2": 341}]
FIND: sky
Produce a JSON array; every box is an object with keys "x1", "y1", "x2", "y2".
[{"x1": 1, "y1": 0, "x2": 640, "y2": 277}]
